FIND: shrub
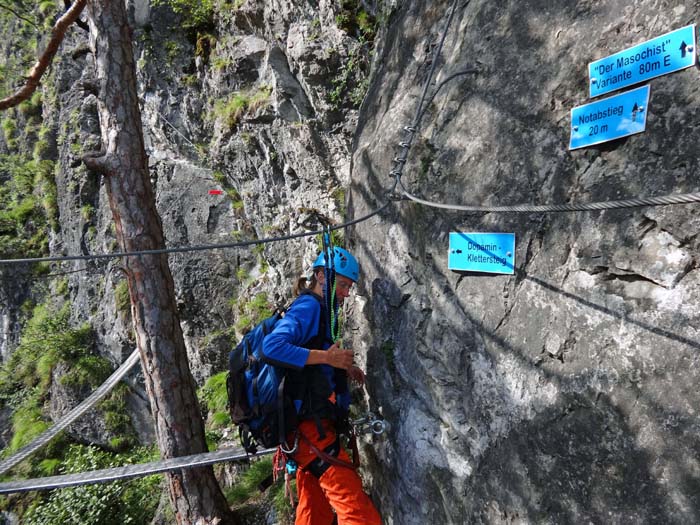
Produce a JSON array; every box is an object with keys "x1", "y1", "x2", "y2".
[
  {"x1": 114, "y1": 280, "x2": 131, "y2": 316},
  {"x1": 151, "y1": 0, "x2": 214, "y2": 33},
  {"x1": 0, "y1": 155, "x2": 53, "y2": 256},
  {"x1": 23, "y1": 444, "x2": 162, "y2": 525},
  {"x1": 99, "y1": 384, "x2": 137, "y2": 451},
  {"x1": 212, "y1": 86, "x2": 271, "y2": 130},
  {"x1": 0, "y1": 302, "x2": 96, "y2": 454},
  {"x1": 1, "y1": 118, "x2": 17, "y2": 149},
  {"x1": 199, "y1": 371, "x2": 229, "y2": 415}
]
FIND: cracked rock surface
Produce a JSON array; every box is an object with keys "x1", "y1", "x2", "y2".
[
  {"x1": 349, "y1": 1, "x2": 700, "y2": 523},
  {"x1": 1, "y1": 0, "x2": 699, "y2": 523}
]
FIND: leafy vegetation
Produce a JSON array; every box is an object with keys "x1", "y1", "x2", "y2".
[
  {"x1": 200, "y1": 371, "x2": 228, "y2": 414},
  {"x1": 334, "y1": 0, "x2": 377, "y2": 41},
  {"x1": 226, "y1": 457, "x2": 274, "y2": 504},
  {"x1": 326, "y1": 1, "x2": 378, "y2": 110},
  {"x1": 332, "y1": 186, "x2": 346, "y2": 218},
  {"x1": 151, "y1": 0, "x2": 215, "y2": 34},
  {"x1": 99, "y1": 383, "x2": 139, "y2": 451},
  {"x1": 234, "y1": 292, "x2": 273, "y2": 333},
  {"x1": 224, "y1": 456, "x2": 295, "y2": 522},
  {"x1": 0, "y1": 299, "x2": 155, "y2": 521},
  {"x1": 0, "y1": 300, "x2": 118, "y2": 461},
  {"x1": 315, "y1": 230, "x2": 345, "y2": 253},
  {"x1": 381, "y1": 339, "x2": 396, "y2": 371},
  {"x1": 1, "y1": 118, "x2": 17, "y2": 149},
  {"x1": 0, "y1": 1, "x2": 59, "y2": 101},
  {"x1": 199, "y1": 371, "x2": 231, "y2": 448},
  {"x1": 211, "y1": 170, "x2": 244, "y2": 210},
  {"x1": 0, "y1": 153, "x2": 56, "y2": 258},
  {"x1": 114, "y1": 280, "x2": 131, "y2": 317},
  {"x1": 0, "y1": 302, "x2": 94, "y2": 409},
  {"x1": 236, "y1": 266, "x2": 249, "y2": 282},
  {"x1": 7, "y1": 398, "x2": 49, "y2": 454},
  {"x1": 328, "y1": 47, "x2": 372, "y2": 109},
  {"x1": 22, "y1": 445, "x2": 162, "y2": 525},
  {"x1": 212, "y1": 86, "x2": 272, "y2": 130}
]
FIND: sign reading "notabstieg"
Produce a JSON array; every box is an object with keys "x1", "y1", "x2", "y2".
[{"x1": 570, "y1": 85, "x2": 650, "y2": 150}]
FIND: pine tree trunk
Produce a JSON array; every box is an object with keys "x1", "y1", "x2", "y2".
[{"x1": 83, "y1": 1, "x2": 235, "y2": 523}]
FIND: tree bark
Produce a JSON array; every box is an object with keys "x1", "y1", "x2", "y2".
[{"x1": 84, "y1": 1, "x2": 235, "y2": 523}]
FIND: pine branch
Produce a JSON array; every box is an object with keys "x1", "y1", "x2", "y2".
[
  {"x1": 0, "y1": 0, "x2": 87, "y2": 110},
  {"x1": 63, "y1": 0, "x2": 88, "y2": 31},
  {"x1": 0, "y1": 1, "x2": 39, "y2": 30}
]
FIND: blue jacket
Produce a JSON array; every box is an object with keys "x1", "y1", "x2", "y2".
[{"x1": 262, "y1": 292, "x2": 350, "y2": 413}]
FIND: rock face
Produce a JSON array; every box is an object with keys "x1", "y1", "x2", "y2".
[
  {"x1": 1, "y1": 0, "x2": 373, "y2": 477},
  {"x1": 349, "y1": 1, "x2": 700, "y2": 523},
  {"x1": 2, "y1": 0, "x2": 700, "y2": 523}
]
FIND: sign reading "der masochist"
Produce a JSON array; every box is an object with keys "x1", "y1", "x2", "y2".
[{"x1": 589, "y1": 24, "x2": 696, "y2": 98}]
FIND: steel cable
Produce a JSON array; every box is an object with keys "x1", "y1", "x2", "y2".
[
  {"x1": 399, "y1": 178, "x2": 700, "y2": 213},
  {"x1": 0, "y1": 446, "x2": 275, "y2": 494},
  {"x1": 390, "y1": 0, "x2": 463, "y2": 182},
  {"x1": 0, "y1": 201, "x2": 392, "y2": 266},
  {"x1": 0, "y1": 0, "x2": 456, "y2": 497},
  {"x1": 0, "y1": 349, "x2": 141, "y2": 476}
]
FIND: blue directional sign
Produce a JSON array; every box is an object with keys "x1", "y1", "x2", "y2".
[
  {"x1": 589, "y1": 24, "x2": 696, "y2": 98},
  {"x1": 570, "y1": 85, "x2": 650, "y2": 150},
  {"x1": 448, "y1": 232, "x2": 515, "y2": 275}
]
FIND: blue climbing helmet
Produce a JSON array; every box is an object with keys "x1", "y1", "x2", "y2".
[{"x1": 312, "y1": 247, "x2": 360, "y2": 282}]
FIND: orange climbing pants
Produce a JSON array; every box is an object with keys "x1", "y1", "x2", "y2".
[{"x1": 291, "y1": 419, "x2": 382, "y2": 525}]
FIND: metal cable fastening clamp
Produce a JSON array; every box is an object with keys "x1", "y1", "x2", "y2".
[{"x1": 351, "y1": 412, "x2": 388, "y2": 436}]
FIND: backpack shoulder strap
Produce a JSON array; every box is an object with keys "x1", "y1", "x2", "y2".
[{"x1": 294, "y1": 290, "x2": 327, "y2": 349}]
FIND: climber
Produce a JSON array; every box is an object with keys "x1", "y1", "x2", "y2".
[{"x1": 262, "y1": 244, "x2": 382, "y2": 525}]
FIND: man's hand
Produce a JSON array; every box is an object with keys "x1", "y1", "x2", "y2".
[
  {"x1": 325, "y1": 342, "x2": 354, "y2": 370},
  {"x1": 306, "y1": 343, "x2": 354, "y2": 369}
]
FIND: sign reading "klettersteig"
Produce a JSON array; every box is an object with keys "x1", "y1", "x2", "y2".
[{"x1": 448, "y1": 232, "x2": 515, "y2": 275}]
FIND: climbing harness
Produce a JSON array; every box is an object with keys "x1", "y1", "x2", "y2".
[
  {"x1": 271, "y1": 447, "x2": 299, "y2": 506},
  {"x1": 297, "y1": 429, "x2": 360, "y2": 478}
]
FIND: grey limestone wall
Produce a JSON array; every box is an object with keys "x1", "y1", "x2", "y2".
[{"x1": 349, "y1": 1, "x2": 700, "y2": 523}]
